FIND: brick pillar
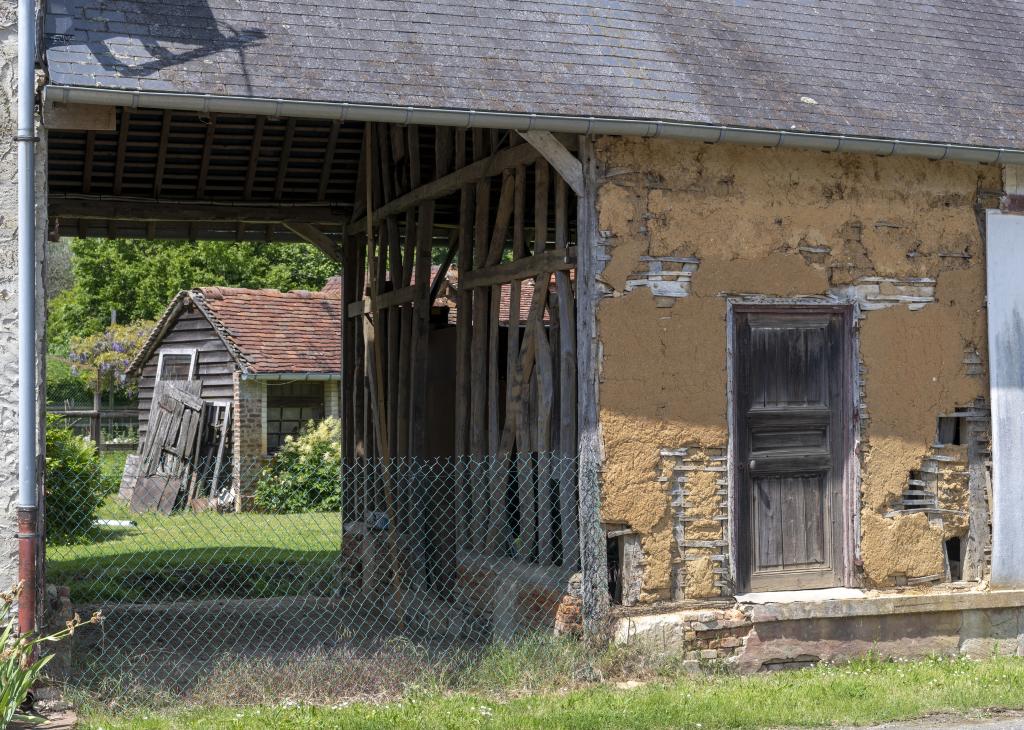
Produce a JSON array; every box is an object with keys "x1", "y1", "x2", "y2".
[{"x1": 232, "y1": 373, "x2": 265, "y2": 511}]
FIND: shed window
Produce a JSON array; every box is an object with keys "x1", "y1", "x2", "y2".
[
  {"x1": 266, "y1": 381, "x2": 325, "y2": 453},
  {"x1": 157, "y1": 350, "x2": 196, "y2": 382}
]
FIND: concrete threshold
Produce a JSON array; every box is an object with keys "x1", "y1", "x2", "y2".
[{"x1": 744, "y1": 587, "x2": 1024, "y2": 623}]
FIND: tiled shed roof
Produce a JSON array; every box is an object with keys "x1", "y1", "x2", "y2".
[
  {"x1": 43, "y1": 0, "x2": 1024, "y2": 150},
  {"x1": 132, "y1": 268, "x2": 566, "y2": 377},
  {"x1": 195, "y1": 286, "x2": 342, "y2": 374}
]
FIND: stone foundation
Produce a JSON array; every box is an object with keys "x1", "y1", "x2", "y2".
[{"x1": 612, "y1": 589, "x2": 1024, "y2": 671}]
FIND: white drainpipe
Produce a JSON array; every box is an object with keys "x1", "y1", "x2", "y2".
[{"x1": 16, "y1": 0, "x2": 38, "y2": 634}]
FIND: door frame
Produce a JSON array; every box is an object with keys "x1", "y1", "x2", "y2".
[{"x1": 726, "y1": 299, "x2": 859, "y2": 594}]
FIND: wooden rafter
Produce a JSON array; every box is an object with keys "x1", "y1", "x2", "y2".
[
  {"x1": 282, "y1": 222, "x2": 343, "y2": 262},
  {"x1": 196, "y1": 114, "x2": 217, "y2": 198},
  {"x1": 113, "y1": 107, "x2": 129, "y2": 196},
  {"x1": 274, "y1": 118, "x2": 297, "y2": 201},
  {"x1": 153, "y1": 109, "x2": 172, "y2": 198},
  {"x1": 460, "y1": 247, "x2": 575, "y2": 289},
  {"x1": 519, "y1": 130, "x2": 584, "y2": 196},
  {"x1": 50, "y1": 196, "x2": 344, "y2": 225},
  {"x1": 244, "y1": 116, "x2": 265, "y2": 201},
  {"x1": 82, "y1": 130, "x2": 95, "y2": 195},
  {"x1": 348, "y1": 141, "x2": 542, "y2": 234},
  {"x1": 318, "y1": 120, "x2": 341, "y2": 201}
]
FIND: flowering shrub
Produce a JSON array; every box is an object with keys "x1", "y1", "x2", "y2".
[
  {"x1": 253, "y1": 418, "x2": 342, "y2": 513},
  {"x1": 45, "y1": 415, "x2": 116, "y2": 544},
  {"x1": 68, "y1": 320, "x2": 154, "y2": 398},
  {"x1": 1, "y1": 582, "x2": 101, "y2": 727}
]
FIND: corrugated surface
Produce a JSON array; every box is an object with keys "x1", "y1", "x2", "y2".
[{"x1": 43, "y1": 0, "x2": 1024, "y2": 149}]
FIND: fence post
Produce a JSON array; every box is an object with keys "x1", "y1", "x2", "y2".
[
  {"x1": 91, "y1": 384, "x2": 102, "y2": 448},
  {"x1": 575, "y1": 136, "x2": 610, "y2": 640}
]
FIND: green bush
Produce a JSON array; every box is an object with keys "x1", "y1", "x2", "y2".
[
  {"x1": 45, "y1": 415, "x2": 116, "y2": 543},
  {"x1": 253, "y1": 418, "x2": 342, "y2": 513}
]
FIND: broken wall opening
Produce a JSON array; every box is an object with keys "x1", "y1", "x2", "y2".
[{"x1": 43, "y1": 109, "x2": 594, "y2": 696}]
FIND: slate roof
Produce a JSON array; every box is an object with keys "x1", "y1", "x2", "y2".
[{"x1": 42, "y1": 1, "x2": 1024, "y2": 150}]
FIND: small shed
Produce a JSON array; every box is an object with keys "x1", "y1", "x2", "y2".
[{"x1": 129, "y1": 280, "x2": 344, "y2": 502}]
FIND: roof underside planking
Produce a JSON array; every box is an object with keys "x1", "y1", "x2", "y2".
[{"x1": 48, "y1": 110, "x2": 576, "y2": 246}]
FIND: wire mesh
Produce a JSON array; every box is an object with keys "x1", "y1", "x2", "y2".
[{"x1": 44, "y1": 449, "x2": 590, "y2": 700}]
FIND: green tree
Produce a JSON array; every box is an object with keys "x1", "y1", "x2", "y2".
[
  {"x1": 68, "y1": 320, "x2": 155, "y2": 398},
  {"x1": 48, "y1": 238, "x2": 338, "y2": 345}
]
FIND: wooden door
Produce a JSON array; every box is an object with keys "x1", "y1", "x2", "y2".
[{"x1": 735, "y1": 308, "x2": 849, "y2": 592}]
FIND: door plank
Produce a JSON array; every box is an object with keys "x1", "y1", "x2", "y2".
[{"x1": 738, "y1": 309, "x2": 849, "y2": 592}]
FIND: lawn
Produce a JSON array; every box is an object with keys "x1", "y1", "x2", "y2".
[
  {"x1": 75, "y1": 655, "x2": 1024, "y2": 729},
  {"x1": 47, "y1": 496, "x2": 342, "y2": 603}
]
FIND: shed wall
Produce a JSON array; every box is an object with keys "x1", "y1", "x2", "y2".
[
  {"x1": 137, "y1": 306, "x2": 236, "y2": 441},
  {"x1": 593, "y1": 137, "x2": 998, "y2": 603}
]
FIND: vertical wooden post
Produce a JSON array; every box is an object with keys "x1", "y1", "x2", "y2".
[
  {"x1": 555, "y1": 177, "x2": 579, "y2": 564},
  {"x1": 91, "y1": 383, "x2": 102, "y2": 449},
  {"x1": 575, "y1": 136, "x2": 610, "y2": 637},
  {"x1": 409, "y1": 197, "x2": 435, "y2": 583},
  {"x1": 342, "y1": 229, "x2": 356, "y2": 466},
  {"x1": 509, "y1": 165, "x2": 536, "y2": 559},
  {"x1": 454, "y1": 130, "x2": 473, "y2": 550},
  {"x1": 469, "y1": 132, "x2": 490, "y2": 550},
  {"x1": 533, "y1": 160, "x2": 553, "y2": 562}
]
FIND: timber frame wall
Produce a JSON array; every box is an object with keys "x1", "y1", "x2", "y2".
[{"x1": 341, "y1": 124, "x2": 583, "y2": 572}]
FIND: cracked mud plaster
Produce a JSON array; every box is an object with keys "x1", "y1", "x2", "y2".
[{"x1": 595, "y1": 137, "x2": 997, "y2": 599}]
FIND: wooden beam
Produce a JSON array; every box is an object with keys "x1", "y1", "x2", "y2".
[
  {"x1": 346, "y1": 285, "x2": 417, "y2": 318},
  {"x1": 575, "y1": 135, "x2": 611, "y2": 635},
  {"x1": 485, "y1": 170, "x2": 516, "y2": 267},
  {"x1": 519, "y1": 130, "x2": 584, "y2": 197},
  {"x1": 460, "y1": 247, "x2": 576, "y2": 290},
  {"x1": 244, "y1": 116, "x2": 265, "y2": 200},
  {"x1": 113, "y1": 108, "x2": 129, "y2": 196},
  {"x1": 43, "y1": 101, "x2": 116, "y2": 131},
  {"x1": 275, "y1": 118, "x2": 297, "y2": 201},
  {"x1": 351, "y1": 124, "x2": 369, "y2": 221},
  {"x1": 409, "y1": 199, "x2": 434, "y2": 457},
  {"x1": 453, "y1": 128, "x2": 472, "y2": 459},
  {"x1": 82, "y1": 131, "x2": 95, "y2": 195},
  {"x1": 349, "y1": 142, "x2": 542, "y2": 234},
  {"x1": 318, "y1": 120, "x2": 341, "y2": 201},
  {"x1": 554, "y1": 176, "x2": 579, "y2": 565},
  {"x1": 283, "y1": 222, "x2": 343, "y2": 262},
  {"x1": 196, "y1": 114, "x2": 217, "y2": 198},
  {"x1": 50, "y1": 197, "x2": 345, "y2": 225},
  {"x1": 430, "y1": 229, "x2": 459, "y2": 305},
  {"x1": 341, "y1": 231, "x2": 357, "y2": 465},
  {"x1": 153, "y1": 109, "x2": 172, "y2": 198}
]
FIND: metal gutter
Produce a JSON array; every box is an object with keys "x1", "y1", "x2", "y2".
[
  {"x1": 44, "y1": 84, "x2": 1024, "y2": 165},
  {"x1": 246, "y1": 372, "x2": 341, "y2": 382},
  {"x1": 17, "y1": 0, "x2": 38, "y2": 635}
]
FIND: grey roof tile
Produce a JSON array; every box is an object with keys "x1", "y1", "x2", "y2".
[{"x1": 42, "y1": 0, "x2": 1024, "y2": 149}]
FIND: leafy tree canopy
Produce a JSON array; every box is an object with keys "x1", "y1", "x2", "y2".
[{"x1": 49, "y1": 238, "x2": 338, "y2": 346}]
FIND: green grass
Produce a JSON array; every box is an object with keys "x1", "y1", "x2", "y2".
[
  {"x1": 98, "y1": 451, "x2": 130, "y2": 481},
  {"x1": 75, "y1": 655, "x2": 1024, "y2": 729},
  {"x1": 47, "y1": 498, "x2": 341, "y2": 603}
]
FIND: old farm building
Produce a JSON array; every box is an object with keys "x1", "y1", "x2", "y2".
[
  {"x1": 127, "y1": 282, "x2": 343, "y2": 505},
  {"x1": 6, "y1": 0, "x2": 1024, "y2": 680}
]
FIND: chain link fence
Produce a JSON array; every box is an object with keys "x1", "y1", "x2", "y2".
[{"x1": 44, "y1": 450, "x2": 597, "y2": 702}]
